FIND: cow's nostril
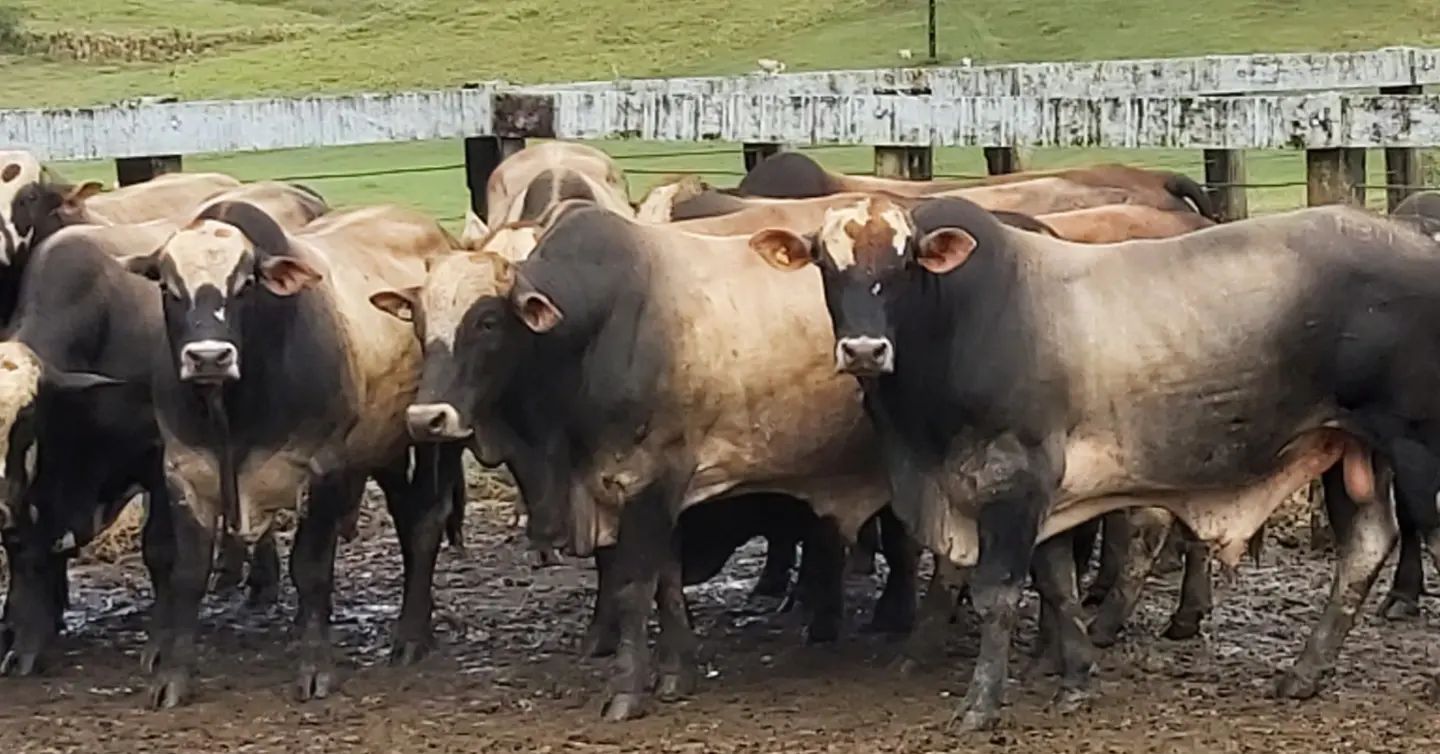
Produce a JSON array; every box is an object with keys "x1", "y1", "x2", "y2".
[
  {"x1": 427, "y1": 412, "x2": 446, "y2": 431},
  {"x1": 841, "y1": 342, "x2": 857, "y2": 359},
  {"x1": 874, "y1": 341, "x2": 889, "y2": 358}
]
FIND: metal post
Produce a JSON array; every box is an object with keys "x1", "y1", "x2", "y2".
[
  {"x1": 464, "y1": 136, "x2": 525, "y2": 219},
  {"x1": 927, "y1": 0, "x2": 938, "y2": 63}
]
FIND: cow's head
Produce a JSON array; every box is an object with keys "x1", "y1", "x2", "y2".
[
  {"x1": 0, "y1": 342, "x2": 122, "y2": 530},
  {"x1": 372, "y1": 249, "x2": 547, "y2": 458},
  {"x1": 122, "y1": 201, "x2": 322, "y2": 385},
  {"x1": 749, "y1": 196, "x2": 980, "y2": 377},
  {"x1": 9, "y1": 180, "x2": 104, "y2": 258},
  {"x1": 0, "y1": 152, "x2": 53, "y2": 262}
]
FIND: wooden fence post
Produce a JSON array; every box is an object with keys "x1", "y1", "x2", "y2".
[
  {"x1": 874, "y1": 145, "x2": 933, "y2": 180},
  {"x1": 115, "y1": 155, "x2": 182, "y2": 187},
  {"x1": 464, "y1": 136, "x2": 526, "y2": 219},
  {"x1": 1306, "y1": 148, "x2": 1365, "y2": 207},
  {"x1": 983, "y1": 147, "x2": 1022, "y2": 175},
  {"x1": 1382, "y1": 84, "x2": 1424, "y2": 212},
  {"x1": 742, "y1": 142, "x2": 783, "y2": 173},
  {"x1": 1203, "y1": 150, "x2": 1248, "y2": 222}
]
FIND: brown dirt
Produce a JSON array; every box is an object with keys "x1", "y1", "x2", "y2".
[{"x1": 1, "y1": 469, "x2": 1436, "y2": 754}]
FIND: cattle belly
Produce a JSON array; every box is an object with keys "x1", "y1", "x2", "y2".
[{"x1": 917, "y1": 429, "x2": 1346, "y2": 568}]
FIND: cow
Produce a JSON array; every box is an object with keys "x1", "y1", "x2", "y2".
[
  {"x1": 0, "y1": 229, "x2": 169, "y2": 677},
  {"x1": 640, "y1": 170, "x2": 1212, "y2": 226},
  {"x1": 1026, "y1": 204, "x2": 1215, "y2": 243},
  {"x1": 748, "y1": 195, "x2": 1440, "y2": 731},
  {"x1": 120, "y1": 201, "x2": 454, "y2": 707},
  {"x1": 0, "y1": 151, "x2": 43, "y2": 265},
  {"x1": 733, "y1": 151, "x2": 1217, "y2": 219},
  {"x1": 373, "y1": 205, "x2": 908, "y2": 720},
  {"x1": 481, "y1": 141, "x2": 632, "y2": 229}
]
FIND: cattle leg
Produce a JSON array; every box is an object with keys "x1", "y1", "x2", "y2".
[
  {"x1": 140, "y1": 488, "x2": 177, "y2": 675},
  {"x1": 1163, "y1": 524, "x2": 1213, "y2": 640},
  {"x1": 1379, "y1": 516, "x2": 1425, "y2": 620},
  {"x1": 246, "y1": 532, "x2": 281, "y2": 608},
  {"x1": 290, "y1": 474, "x2": 354, "y2": 702},
  {"x1": 1276, "y1": 466, "x2": 1397, "y2": 700},
  {"x1": 800, "y1": 516, "x2": 845, "y2": 644},
  {"x1": 379, "y1": 447, "x2": 450, "y2": 667},
  {"x1": 1069, "y1": 516, "x2": 1101, "y2": 590},
  {"x1": 1089, "y1": 508, "x2": 1172, "y2": 648},
  {"x1": 601, "y1": 487, "x2": 672, "y2": 722},
  {"x1": 1031, "y1": 536, "x2": 1095, "y2": 712},
  {"x1": 1424, "y1": 527, "x2": 1440, "y2": 702},
  {"x1": 1084, "y1": 511, "x2": 1130, "y2": 607},
  {"x1": 146, "y1": 492, "x2": 217, "y2": 709},
  {"x1": 752, "y1": 532, "x2": 798, "y2": 599},
  {"x1": 212, "y1": 530, "x2": 246, "y2": 592},
  {"x1": 847, "y1": 516, "x2": 878, "y2": 576},
  {"x1": 0, "y1": 537, "x2": 64, "y2": 677},
  {"x1": 869, "y1": 506, "x2": 919, "y2": 634},
  {"x1": 952, "y1": 494, "x2": 1043, "y2": 733},
  {"x1": 896, "y1": 558, "x2": 967, "y2": 674},
  {"x1": 444, "y1": 470, "x2": 467, "y2": 557},
  {"x1": 582, "y1": 546, "x2": 621, "y2": 658},
  {"x1": 654, "y1": 536, "x2": 698, "y2": 702}
]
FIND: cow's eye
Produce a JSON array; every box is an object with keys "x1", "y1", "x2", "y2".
[
  {"x1": 158, "y1": 280, "x2": 176, "y2": 298},
  {"x1": 477, "y1": 313, "x2": 500, "y2": 332}
]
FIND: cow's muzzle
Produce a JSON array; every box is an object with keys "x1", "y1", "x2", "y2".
[
  {"x1": 179, "y1": 339, "x2": 240, "y2": 383},
  {"x1": 406, "y1": 403, "x2": 474, "y2": 442},
  {"x1": 835, "y1": 336, "x2": 894, "y2": 376}
]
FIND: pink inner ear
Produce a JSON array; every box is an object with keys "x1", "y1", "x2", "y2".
[
  {"x1": 517, "y1": 291, "x2": 562, "y2": 333},
  {"x1": 917, "y1": 228, "x2": 977, "y2": 275}
]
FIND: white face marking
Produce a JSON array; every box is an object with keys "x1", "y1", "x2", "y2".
[
  {"x1": 421, "y1": 253, "x2": 513, "y2": 349},
  {"x1": 817, "y1": 199, "x2": 914, "y2": 271},
  {"x1": 870, "y1": 281, "x2": 882, "y2": 295},
  {"x1": 214, "y1": 307, "x2": 226, "y2": 323},
  {"x1": 166, "y1": 220, "x2": 252, "y2": 294}
]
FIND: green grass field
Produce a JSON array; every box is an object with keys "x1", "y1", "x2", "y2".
[{"x1": 7, "y1": 0, "x2": 1440, "y2": 224}]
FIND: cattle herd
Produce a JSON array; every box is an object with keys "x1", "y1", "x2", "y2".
[{"x1": 0, "y1": 141, "x2": 1437, "y2": 734}]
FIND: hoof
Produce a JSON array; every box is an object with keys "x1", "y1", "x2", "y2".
[
  {"x1": 948, "y1": 704, "x2": 1000, "y2": 733},
  {"x1": 1081, "y1": 588, "x2": 1108, "y2": 609},
  {"x1": 1274, "y1": 669, "x2": 1322, "y2": 700},
  {"x1": 246, "y1": 583, "x2": 281, "y2": 610},
  {"x1": 805, "y1": 616, "x2": 841, "y2": 644},
  {"x1": 0, "y1": 648, "x2": 39, "y2": 677},
  {"x1": 601, "y1": 692, "x2": 647, "y2": 721},
  {"x1": 527, "y1": 548, "x2": 562, "y2": 569},
  {"x1": 1087, "y1": 617, "x2": 1122, "y2": 649},
  {"x1": 655, "y1": 670, "x2": 697, "y2": 702},
  {"x1": 580, "y1": 628, "x2": 619, "y2": 659},
  {"x1": 210, "y1": 569, "x2": 244, "y2": 593},
  {"x1": 389, "y1": 638, "x2": 432, "y2": 667},
  {"x1": 1379, "y1": 594, "x2": 1422, "y2": 622},
  {"x1": 1050, "y1": 685, "x2": 1091, "y2": 715},
  {"x1": 1162, "y1": 618, "x2": 1202, "y2": 641},
  {"x1": 147, "y1": 670, "x2": 191, "y2": 710},
  {"x1": 140, "y1": 642, "x2": 164, "y2": 674},
  {"x1": 295, "y1": 664, "x2": 337, "y2": 702},
  {"x1": 889, "y1": 654, "x2": 924, "y2": 676},
  {"x1": 866, "y1": 601, "x2": 917, "y2": 635}
]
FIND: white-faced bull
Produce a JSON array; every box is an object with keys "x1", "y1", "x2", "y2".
[
  {"x1": 753, "y1": 195, "x2": 1440, "y2": 731},
  {"x1": 122, "y1": 200, "x2": 455, "y2": 708}
]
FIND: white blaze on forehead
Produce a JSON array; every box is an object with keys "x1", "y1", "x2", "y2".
[
  {"x1": 0, "y1": 342, "x2": 42, "y2": 467},
  {"x1": 165, "y1": 220, "x2": 253, "y2": 291},
  {"x1": 817, "y1": 198, "x2": 914, "y2": 272},
  {"x1": 421, "y1": 254, "x2": 512, "y2": 349}
]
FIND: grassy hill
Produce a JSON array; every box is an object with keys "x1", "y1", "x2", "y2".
[{"x1": 6, "y1": 0, "x2": 1440, "y2": 221}]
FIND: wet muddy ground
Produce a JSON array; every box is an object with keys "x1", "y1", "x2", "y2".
[{"x1": 1, "y1": 469, "x2": 1437, "y2": 753}]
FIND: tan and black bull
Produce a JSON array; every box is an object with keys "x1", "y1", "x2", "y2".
[
  {"x1": 752, "y1": 195, "x2": 1440, "y2": 731},
  {"x1": 120, "y1": 201, "x2": 454, "y2": 708}
]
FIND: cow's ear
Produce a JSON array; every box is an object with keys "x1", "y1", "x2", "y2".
[
  {"x1": 259, "y1": 255, "x2": 323, "y2": 296},
  {"x1": 370, "y1": 287, "x2": 419, "y2": 322},
  {"x1": 120, "y1": 250, "x2": 163, "y2": 281},
  {"x1": 459, "y1": 210, "x2": 489, "y2": 251},
  {"x1": 749, "y1": 228, "x2": 814, "y2": 271},
  {"x1": 65, "y1": 181, "x2": 105, "y2": 204},
  {"x1": 510, "y1": 273, "x2": 563, "y2": 334},
  {"x1": 916, "y1": 228, "x2": 977, "y2": 275}
]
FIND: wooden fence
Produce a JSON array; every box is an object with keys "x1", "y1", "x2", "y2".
[{"x1": 4, "y1": 46, "x2": 1440, "y2": 219}]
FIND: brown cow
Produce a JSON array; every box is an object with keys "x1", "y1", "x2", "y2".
[
  {"x1": 481, "y1": 141, "x2": 632, "y2": 229},
  {"x1": 1032, "y1": 204, "x2": 1215, "y2": 243}
]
